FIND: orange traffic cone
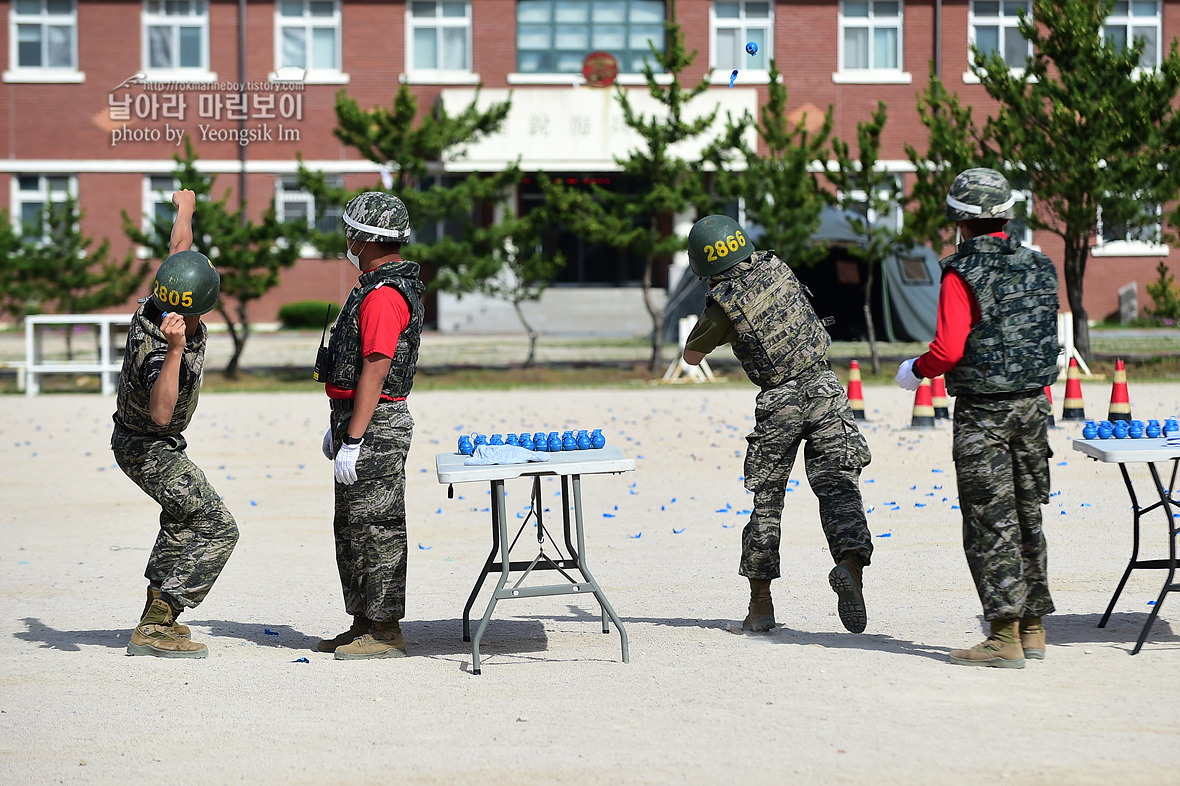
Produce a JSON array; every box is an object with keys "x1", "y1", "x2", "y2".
[
  {"x1": 847, "y1": 360, "x2": 866, "y2": 421},
  {"x1": 1108, "y1": 358, "x2": 1131, "y2": 422},
  {"x1": 1044, "y1": 386, "x2": 1057, "y2": 429},
  {"x1": 1061, "y1": 358, "x2": 1086, "y2": 421},
  {"x1": 931, "y1": 376, "x2": 950, "y2": 419},
  {"x1": 910, "y1": 379, "x2": 936, "y2": 429}
]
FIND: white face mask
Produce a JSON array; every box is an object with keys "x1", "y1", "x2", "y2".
[{"x1": 346, "y1": 239, "x2": 362, "y2": 271}]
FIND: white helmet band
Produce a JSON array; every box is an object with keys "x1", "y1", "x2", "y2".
[
  {"x1": 946, "y1": 193, "x2": 1016, "y2": 216},
  {"x1": 342, "y1": 211, "x2": 410, "y2": 241}
]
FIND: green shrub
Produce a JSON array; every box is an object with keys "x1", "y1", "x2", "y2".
[
  {"x1": 279, "y1": 300, "x2": 341, "y2": 329},
  {"x1": 1145, "y1": 261, "x2": 1180, "y2": 325}
]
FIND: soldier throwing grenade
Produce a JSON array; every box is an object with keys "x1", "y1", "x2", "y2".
[
  {"x1": 112, "y1": 190, "x2": 238, "y2": 659},
  {"x1": 682, "y1": 215, "x2": 875, "y2": 634}
]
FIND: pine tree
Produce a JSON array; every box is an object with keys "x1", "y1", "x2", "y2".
[
  {"x1": 541, "y1": 0, "x2": 720, "y2": 373},
  {"x1": 123, "y1": 138, "x2": 308, "y2": 378},
  {"x1": 825, "y1": 102, "x2": 902, "y2": 375},
  {"x1": 709, "y1": 58, "x2": 834, "y2": 267},
  {"x1": 912, "y1": 0, "x2": 1180, "y2": 362}
]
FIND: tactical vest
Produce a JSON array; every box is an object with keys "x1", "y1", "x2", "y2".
[
  {"x1": 113, "y1": 304, "x2": 207, "y2": 435},
  {"x1": 942, "y1": 235, "x2": 1059, "y2": 396},
  {"x1": 324, "y1": 260, "x2": 425, "y2": 399},
  {"x1": 709, "y1": 250, "x2": 830, "y2": 389}
]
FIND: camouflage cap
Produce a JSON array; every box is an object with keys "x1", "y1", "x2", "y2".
[
  {"x1": 945, "y1": 167, "x2": 1016, "y2": 222},
  {"x1": 342, "y1": 192, "x2": 411, "y2": 243}
]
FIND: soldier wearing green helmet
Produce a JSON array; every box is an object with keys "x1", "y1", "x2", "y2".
[
  {"x1": 316, "y1": 191, "x2": 425, "y2": 660},
  {"x1": 682, "y1": 214, "x2": 875, "y2": 636},
  {"x1": 895, "y1": 167, "x2": 1059, "y2": 669},
  {"x1": 111, "y1": 188, "x2": 238, "y2": 659}
]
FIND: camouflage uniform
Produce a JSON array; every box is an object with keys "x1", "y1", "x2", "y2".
[
  {"x1": 939, "y1": 234, "x2": 1060, "y2": 622},
  {"x1": 688, "y1": 250, "x2": 874, "y2": 580},
  {"x1": 323, "y1": 260, "x2": 424, "y2": 624},
  {"x1": 111, "y1": 303, "x2": 238, "y2": 609}
]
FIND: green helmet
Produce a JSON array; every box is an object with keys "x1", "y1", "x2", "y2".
[
  {"x1": 687, "y1": 214, "x2": 755, "y2": 278},
  {"x1": 150, "y1": 250, "x2": 220, "y2": 315},
  {"x1": 342, "y1": 192, "x2": 411, "y2": 244},
  {"x1": 945, "y1": 167, "x2": 1016, "y2": 222}
]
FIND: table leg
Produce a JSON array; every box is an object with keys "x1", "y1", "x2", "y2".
[
  {"x1": 462, "y1": 497, "x2": 502, "y2": 644},
  {"x1": 570, "y1": 474, "x2": 629, "y2": 663},
  {"x1": 471, "y1": 479, "x2": 512, "y2": 675},
  {"x1": 1099, "y1": 463, "x2": 1145, "y2": 629},
  {"x1": 561, "y1": 476, "x2": 607, "y2": 633},
  {"x1": 1130, "y1": 463, "x2": 1179, "y2": 655}
]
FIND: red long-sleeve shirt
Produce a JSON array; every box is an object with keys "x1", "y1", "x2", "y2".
[{"x1": 912, "y1": 245, "x2": 996, "y2": 380}]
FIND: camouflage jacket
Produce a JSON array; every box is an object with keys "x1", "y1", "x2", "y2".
[
  {"x1": 942, "y1": 235, "x2": 1059, "y2": 396},
  {"x1": 324, "y1": 260, "x2": 425, "y2": 398},
  {"x1": 112, "y1": 303, "x2": 207, "y2": 435},
  {"x1": 709, "y1": 250, "x2": 831, "y2": 389}
]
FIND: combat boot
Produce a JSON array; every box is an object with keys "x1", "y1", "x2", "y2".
[
  {"x1": 315, "y1": 615, "x2": 371, "y2": 653},
  {"x1": 949, "y1": 619, "x2": 1025, "y2": 669},
  {"x1": 742, "y1": 579, "x2": 775, "y2": 631},
  {"x1": 1020, "y1": 617, "x2": 1046, "y2": 660},
  {"x1": 828, "y1": 557, "x2": 867, "y2": 634},
  {"x1": 334, "y1": 620, "x2": 407, "y2": 660},
  {"x1": 127, "y1": 598, "x2": 208, "y2": 659},
  {"x1": 143, "y1": 587, "x2": 190, "y2": 638}
]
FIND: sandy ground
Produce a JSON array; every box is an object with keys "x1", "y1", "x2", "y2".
[{"x1": 1, "y1": 381, "x2": 1179, "y2": 785}]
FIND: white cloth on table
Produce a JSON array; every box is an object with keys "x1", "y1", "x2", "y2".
[{"x1": 464, "y1": 445, "x2": 551, "y2": 465}]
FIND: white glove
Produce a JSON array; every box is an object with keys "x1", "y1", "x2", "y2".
[
  {"x1": 895, "y1": 358, "x2": 923, "y2": 392},
  {"x1": 334, "y1": 440, "x2": 362, "y2": 485},
  {"x1": 321, "y1": 428, "x2": 333, "y2": 460}
]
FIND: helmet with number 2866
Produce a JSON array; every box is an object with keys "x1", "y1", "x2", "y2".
[{"x1": 687, "y1": 214, "x2": 755, "y2": 278}]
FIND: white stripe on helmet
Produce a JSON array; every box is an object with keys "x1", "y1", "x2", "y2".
[
  {"x1": 342, "y1": 211, "x2": 410, "y2": 241},
  {"x1": 946, "y1": 193, "x2": 1016, "y2": 215}
]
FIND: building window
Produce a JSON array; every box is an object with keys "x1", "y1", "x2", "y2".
[
  {"x1": 14, "y1": 174, "x2": 72, "y2": 240},
  {"x1": 144, "y1": 175, "x2": 179, "y2": 228},
  {"x1": 1103, "y1": 1, "x2": 1160, "y2": 69},
  {"x1": 407, "y1": 1, "x2": 472, "y2": 73},
  {"x1": 516, "y1": 0, "x2": 666, "y2": 74},
  {"x1": 275, "y1": 176, "x2": 342, "y2": 235},
  {"x1": 711, "y1": 1, "x2": 771, "y2": 73},
  {"x1": 1008, "y1": 189, "x2": 1034, "y2": 247},
  {"x1": 839, "y1": 1, "x2": 902, "y2": 72},
  {"x1": 10, "y1": 0, "x2": 76, "y2": 74},
  {"x1": 143, "y1": 0, "x2": 209, "y2": 72},
  {"x1": 1096, "y1": 200, "x2": 1166, "y2": 255},
  {"x1": 969, "y1": 1, "x2": 1031, "y2": 69},
  {"x1": 276, "y1": 1, "x2": 341, "y2": 75}
]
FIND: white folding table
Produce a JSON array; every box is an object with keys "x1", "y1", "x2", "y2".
[
  {"x1": 1072, "y1": 438, "x2": 1180, "y2": 654},
  {"x1": 435, "y1": 446, "x2": 635, "y2": 675}
]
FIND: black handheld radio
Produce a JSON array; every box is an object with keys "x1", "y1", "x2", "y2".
[{"x1": 312, "y1": 305, "x2": 333, "y2": 382}]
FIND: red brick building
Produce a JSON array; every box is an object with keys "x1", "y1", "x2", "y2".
[{"x1": 1, "y1": 0, "x2": 1175, "y2": 329}]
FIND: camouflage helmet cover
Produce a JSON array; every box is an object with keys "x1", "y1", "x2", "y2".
[
  {"x1": 342, "y1": 192, "x2": 411, "y2": 244},
  {"x1": 945, "y1": 167, "x2": 1016, "y2": 222},
  {"x1": 687, "y1": 214, "x2": 755, "y2": 278},
  {"x1": 150, "y1": 249, "x2": 220, "y2": 315}
]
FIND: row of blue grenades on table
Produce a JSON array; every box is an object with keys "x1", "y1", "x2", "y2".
[
  {"x1": 458, "y1": 429, "x2": 607, "y2": 455},
  {"x1": 1082, "y1": 418, "x2": 1179, "y2": 440}
]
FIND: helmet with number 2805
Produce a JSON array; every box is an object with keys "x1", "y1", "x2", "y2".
[
  {"x1": 150, "y1": 250, "x2": 220, "y2": 316},
  {"x1": 687, "y1": 214, "x2": 755, "y2": 278}
]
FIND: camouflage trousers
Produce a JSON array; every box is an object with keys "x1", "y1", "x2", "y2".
[
  {"x1": 953, "y1": 394, "x2": 1055, "y2": 622},
  {"x1": 329, "y1": 399, "x2": 414, "y2": 624},
  {"x1": 740, "y1": 364, "x2": 873, "y2": 580},
  {"x1": 111, "y1": 425, "x2": 239, "y2": 609}
]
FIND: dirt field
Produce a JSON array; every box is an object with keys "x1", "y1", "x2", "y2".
[{"x1": 1, "y1": 382, "x2": 1178, "y2": 784}]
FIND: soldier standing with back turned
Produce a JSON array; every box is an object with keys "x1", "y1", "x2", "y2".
[
  {"x1": 895, "y1": 168, "x2": 1059, "y2": 669},
  {"x1": 112, "y1": 189, "x2": 238, "y2": 659},
  {"x1": 682, "y1": 215, "x2": 875, "y2": 635}
]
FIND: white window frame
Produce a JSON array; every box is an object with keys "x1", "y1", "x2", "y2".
[
  {"x1": 1008, "y1": 189, "x2": 1039, "y2": 250},
  {"x1": 403, "y1": 0, "x2": 479, "y2": 85},
  {"x1": 12, "y1": 173, "x2": 75, "y2": 241},
  {"x1": 274, "y1": 175, "x2": 342, "y2": 256},
  {"x1": 708, "y1": 1, "x2": 773, "y2": 85},
  {"x1": 1103, "y1": 0, "x2": 1162, "y2": 72},
  {"x1": 510, "y1": 0, "x2": 667, "y2": 80},
  {"x1": 270, "y1": 0, "x2": 349, "y2": 85},
  {"x1": 136, "y1": 175, "x2": 180, "y2": 257},
  {"x1": 4, "y1": 0, "x2": 83, "y2": 83},
  {"x1": 963, "y1": 0, "x2": 1031, "y2": 84},
  {"x1": 1094, "y1": 199, "x2": 1168, "y2": 256},
  {"x1": 834, "y1": 0, "x2": 911, "y2": 85},
  {"x1": 141, "y1": 0, "x2": 216, "y2": 82},
  {"x1": 838, "y1": 174, "x2": 904, "y2": 233}
]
